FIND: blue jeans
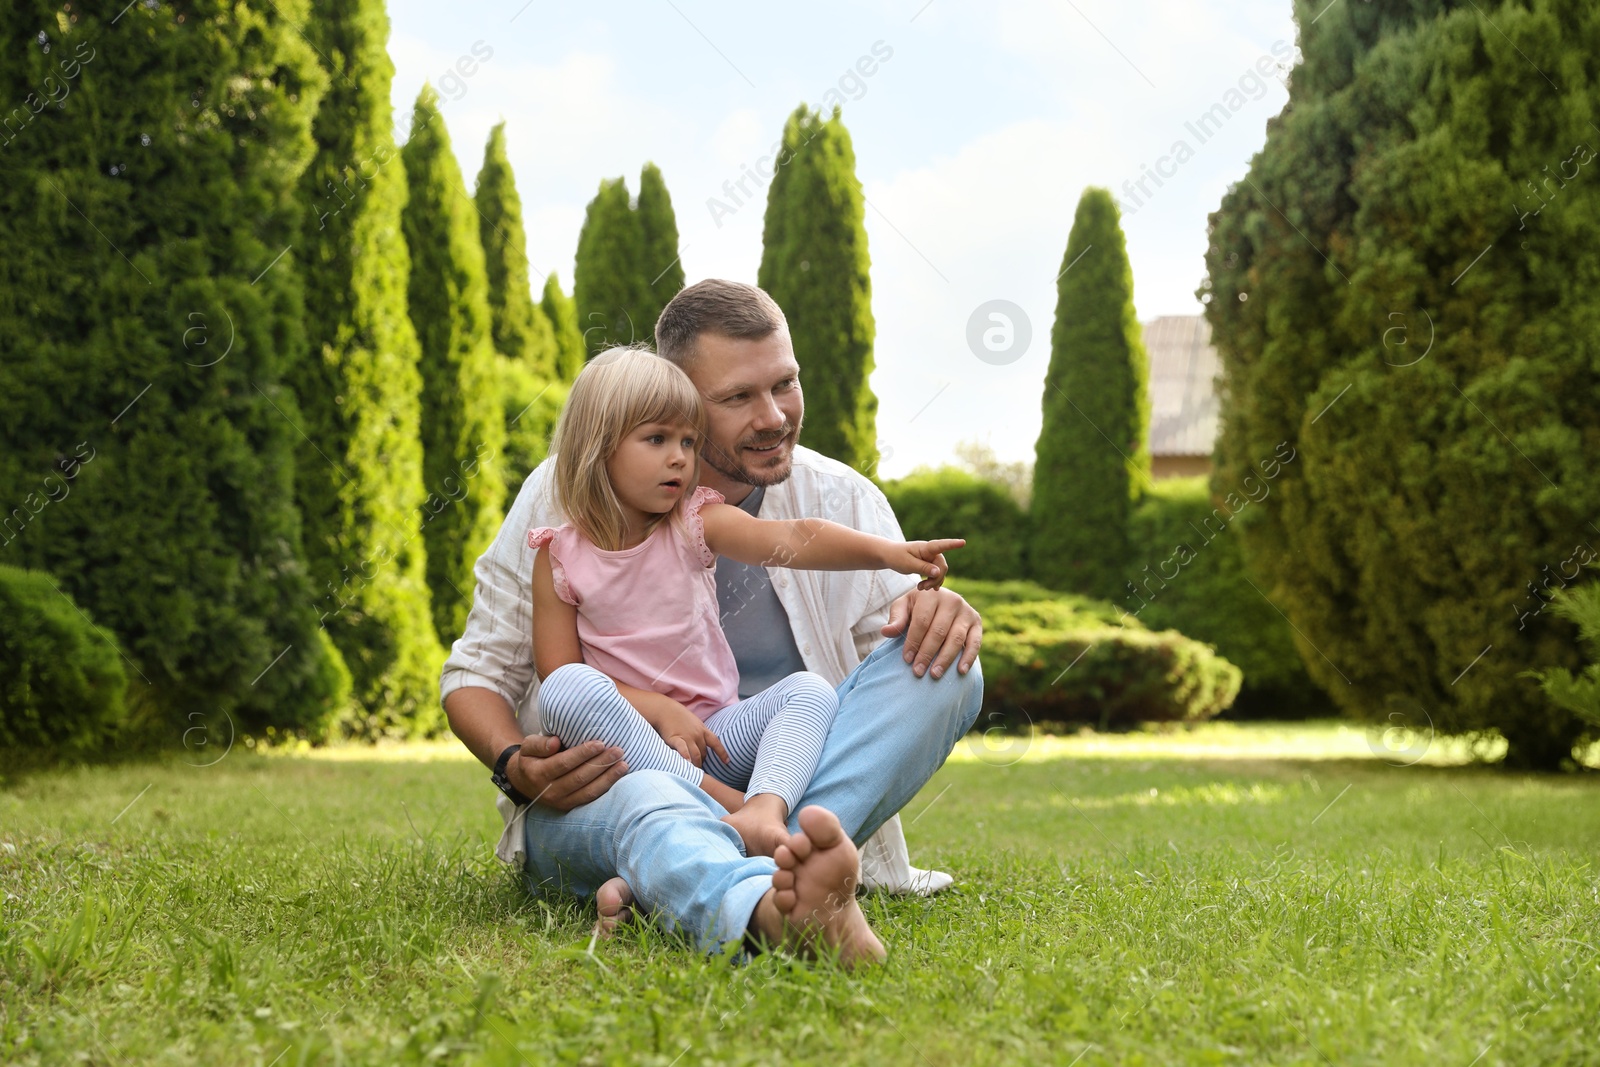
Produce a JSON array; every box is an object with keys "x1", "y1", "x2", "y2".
[{"x1": 521, "y1": 636, "x2": 983, "y2": 949}]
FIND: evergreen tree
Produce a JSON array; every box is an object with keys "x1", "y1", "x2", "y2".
[
  {"x1": 758, "y1": 105, "x2": 878, "y2": 471},
  {"x1": 636, "y1": 162, "x2": 686, "y2": 334},
  {"x1": 400, "y1": 86, "x2": 506, "y2": 645},
  {"x1": 573, "y1": 176, "x2": 645, "y2": 356},
  {"x1": 542, "y1": 273, "x2": 587, "y2": 382},
  {"x1": 475, "y1": 122, "x2": 557, "y2": 381},
  {"x1": 0, "y1": 0, "x2": 349, "y2": 736},
  {"x1": 1030, "y1": 188, "x2": 1150, "y2": 599},
  {"x1": 294, "y1": 0, "x2": 443, "y2": 736},
  {"x1": 573, "y1": 164, "x2": 685, "y2": 358},
  {"x1": 1200, "y1": 0, "x2": 1600, "y2": 768}
]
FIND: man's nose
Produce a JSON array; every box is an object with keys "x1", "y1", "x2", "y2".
[{"x1": 751, "y1": 393, "x2": 785, "y2": 431}]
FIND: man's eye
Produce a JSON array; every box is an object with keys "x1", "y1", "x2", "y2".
[{"x1": 776, "y1": 378, "x2": 796, "y2": 391}]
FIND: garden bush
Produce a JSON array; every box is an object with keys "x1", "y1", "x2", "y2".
[
  {"x1": 949, "y1": 579, "x2": 1241, "y2": 728},
  {"x1": 0, "y1": 566, "x2": 128, "y2": 752},
  {"x1": 1124, "y1": 476, "x2": 1328, "y2": 716},
  {"x1": 884, "y1": 467, "x2": 1028, "y2": 581},
  {"x1": 1524, "y1": 577, "x2": 1600, "y2": 733},
  {"x1": 1200, "y1": 0, "x2": 1600, "y2": 767}
]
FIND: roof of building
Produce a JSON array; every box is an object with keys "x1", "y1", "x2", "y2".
[{"x1": 1144, "y1": 314, "x2": 1221, "y2": 458}]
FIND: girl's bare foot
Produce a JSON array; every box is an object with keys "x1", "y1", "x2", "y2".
[
  {"x1": 753, "y1": 806, "x2": 886, "y2": 969},
  {"x1": 700, "y1": 775, "x2": 746, "y2": 813},
  {"x1": 593, "y1": 876, "x2": 634, "y2": 938},
  {"x1": 721, "y1": 793, "x2": 790, "y2": 857}
]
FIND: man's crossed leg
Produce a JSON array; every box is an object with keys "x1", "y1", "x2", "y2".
[{"x1": 521, "y1": 636, "x2": 983, "y2": 961}]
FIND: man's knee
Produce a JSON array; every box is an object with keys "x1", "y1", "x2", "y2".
[{"x1": 952, "y1": 657, "x2": 984, "y2": 733}]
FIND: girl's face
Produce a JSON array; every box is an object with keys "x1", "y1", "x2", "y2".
[{"x1": 605, "y1": 419, "x2": 699, "y2": 522}]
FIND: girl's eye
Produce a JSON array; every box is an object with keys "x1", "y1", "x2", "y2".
[{"x1": 646, "y1": 434, "x2": 664, "y2": 445}]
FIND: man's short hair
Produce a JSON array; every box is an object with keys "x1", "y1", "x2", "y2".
[{"x1": 655, "y1": 279, "x2": 788, "y2": 368}]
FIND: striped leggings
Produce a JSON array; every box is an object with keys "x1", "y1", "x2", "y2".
[{"x1": 537, "y1": 663, "x2": 837, "y2": 812}]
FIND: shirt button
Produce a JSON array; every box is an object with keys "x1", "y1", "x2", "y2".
[{"x1": 803, "y1": 644, "x2": 812, "y2": 655}]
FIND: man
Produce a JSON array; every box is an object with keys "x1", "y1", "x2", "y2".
[{"x1": 441, "y1": 279, "x2": 983, "y2": 963}]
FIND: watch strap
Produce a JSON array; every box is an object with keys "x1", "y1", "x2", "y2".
[{"x1": 491, "y1": 743, "x2": 533, "y2": 806}]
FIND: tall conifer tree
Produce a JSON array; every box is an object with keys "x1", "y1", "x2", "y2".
[
  {"x1": 294, "y1": 0, "x2": 443, "y2": 735},
  {"x1": 573, "y1": 165, "x2": 685, "y2": 358},
  {"x1": 0, "y1": 0, "x2": 350, "y2": 734},
  {"x1": 758, "y1": 105, "x2": 878, "y2": 471},
  {"x1": 1030, "y1": 188, "x2": 1150, "y2": 599},
  {"x1": 400, "y1": 86, "x2": 506, "y2": 645},
  {"x1": 573, "y1": 176, "x2": 645, "y2": 356},
  {"x1": 637, "y1": 162, "x2": 686, "y2": 335},
  {"x1": 542, "y1": 273, "x2": 587, "y2": 382}
]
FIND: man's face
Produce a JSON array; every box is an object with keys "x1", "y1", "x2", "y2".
[{"x1": 683, "y1": 329, "x2": 804, "y2": 487}]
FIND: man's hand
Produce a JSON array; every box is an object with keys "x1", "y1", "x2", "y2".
[
  {"x1": 881, "y1": 587, "x2": 982, "y2": 680},
  {"x1": 652, "y1": 704, "x2": 730, "y2": 768},
  {"x1": 510, "y1": 735, "x2": 628, "y2": 811}
]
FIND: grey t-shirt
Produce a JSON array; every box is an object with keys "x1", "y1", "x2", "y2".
[{"x1": 715, "y1": 485, "x2": 809, "y2": 698}]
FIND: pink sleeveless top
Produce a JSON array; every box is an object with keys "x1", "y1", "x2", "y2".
[{"x1": 528, "y1": 486, "x2": 738, "y2": 720}]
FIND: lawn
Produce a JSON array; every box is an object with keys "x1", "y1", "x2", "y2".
[{"x1": 2, "y1": 721, "x2": 1596, "y2": 1065}]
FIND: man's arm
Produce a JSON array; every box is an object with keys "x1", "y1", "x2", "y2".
[
  {"x1": 443, "y1": 686, "x2": 626, "y2": 811},
  {"x1": 837, "y1": 474, "x2": 983, "y2": 680}
]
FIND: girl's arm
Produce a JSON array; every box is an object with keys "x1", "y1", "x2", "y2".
[
  {"x1": 698, "y1": 503, "x2": 964, "y2": 586},
  {"x1": 531, "y1": 548, "x2": 584, "y2": 679}
]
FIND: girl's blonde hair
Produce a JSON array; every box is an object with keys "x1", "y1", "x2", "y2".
[{"x1": 549, "y1": 346, "x2": 707, "y2": 551}]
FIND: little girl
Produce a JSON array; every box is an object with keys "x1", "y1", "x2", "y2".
[{"x1": 528, "y1": 347, "x2": 961, "y2": 863}]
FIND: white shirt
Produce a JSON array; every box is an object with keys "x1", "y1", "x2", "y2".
[{"x1": 439, "y1": 445, "x2": 939, "y2": 890}]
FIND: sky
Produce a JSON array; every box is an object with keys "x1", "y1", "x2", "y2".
[{"x1": 386, "y1": 0, "x2": 1300, "y2": 479}]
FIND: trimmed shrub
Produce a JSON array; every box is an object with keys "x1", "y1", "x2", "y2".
[
  {"x1": 1123, "y1": 476, "x2": 1327, "y2": 715},
  {"x1": 949, "y1": 579, "x2": 1241, "y2": 728},
  {"x1": 883, "y1": 468, "x2": 1028, "y2": 581},
  {"x1": 1200, "y1": 0, "x2": 1600, "y2": 767},
  {"x1": 1523, "y1": 577, "x2": 1600, "y2": 735},
  {"x1": 0, "y1": 566, "x2": 128, "y2": 752}
]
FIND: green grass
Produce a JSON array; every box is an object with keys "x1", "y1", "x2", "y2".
[{"x1": 2, "y1": 722, "x2": 1596, "y2": 1065}]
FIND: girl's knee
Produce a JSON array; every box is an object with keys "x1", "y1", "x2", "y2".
[
  {"x1": 538, "y1": 662, "x2": 612, "y2": 733},
  {"x1": 791, "y1": 671, "x2": 837, "y2": 701}
]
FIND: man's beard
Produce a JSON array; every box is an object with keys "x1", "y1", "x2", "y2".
[{"x1": 701, "y1": 425, "x2": 799, "y2": 487}]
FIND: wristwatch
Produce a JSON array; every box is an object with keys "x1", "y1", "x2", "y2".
[{"x1": 491, "y1": 743, "x2": 533, "y2": 806}]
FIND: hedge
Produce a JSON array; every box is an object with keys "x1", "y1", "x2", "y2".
[
  {"x1": 1123, "y1": 476, "x2": 1325, "y2": 714},
  {"x1": 883, "y1": 467, "x2": 1028, "y2": 581},
  {"x1": 949, "y1": 578, "x2": 1241, "y2": 728},
  {"x1": 0, "y1": 566, "x2": 128, "y2": 752}
]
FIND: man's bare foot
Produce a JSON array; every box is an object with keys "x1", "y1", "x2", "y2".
[
  {"x1": 593, "y1": 876, "x2": 634, "y2": 939},
  {"x1": 721, "y1": 793, "x2": 790, "y2": 857},
  {"x1": 750, "y1": 806, "x2": 886, "y2": 969}
]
